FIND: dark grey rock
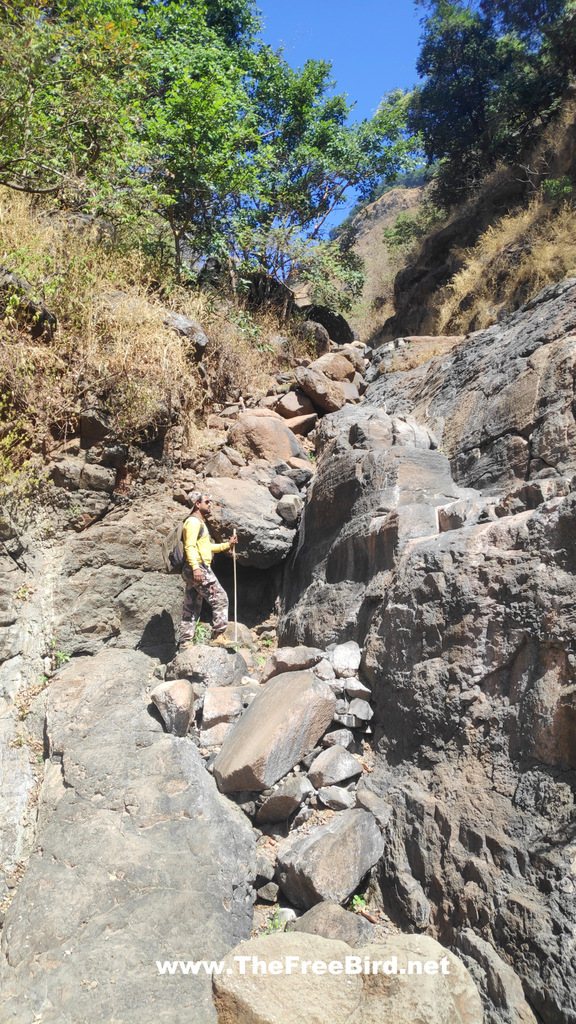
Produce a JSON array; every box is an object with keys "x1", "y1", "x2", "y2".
[
  {"x1": 299, "y1": 305, "x2": 355, "y2": 345},
  {"x1": 456, "y1": 929, "x2": 538, "y2": 1024},
  {"x1": 213, "y1": 672, "x2": 335, "y2": 794},
  {"x1": 287, "y1": 901, "x2": 375, "y2": 946},
  {"x1": 255, "y1": 776, "x2": 314, "y2": 824},
  {"x1": 80, "y1": 406, "x2": 112, "y2": 442},
  {"x1": 317, "y1": 786, "x2": 356, "y2": 810},
  {"x1": 164, "y1": 312, "x2": 209, "y2": 355},
  {"x1": 203, "y1": 477, "x2": 296, "y2": 569},
  {"x1": 276, "y1": 809, "x2": 385, "y2": 909},
  {"x1": 269, "y1": 475, "x2": 300, "y2": 499},
  {"x1": 166, "y1": 646, "x2": 247, "y2": 688}
]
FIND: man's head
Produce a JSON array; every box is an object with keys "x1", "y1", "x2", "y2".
[{"x1": 189, "y1": 491, "x2": 212, "y2": 517}]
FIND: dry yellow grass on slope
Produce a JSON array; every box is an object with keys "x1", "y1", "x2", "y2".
[
  {"x1": 433, "y1": 199, "x2": 576, "y2": 336},
  {"x1": 0, "y1": 191, "x2": 292, "y2": 487}
]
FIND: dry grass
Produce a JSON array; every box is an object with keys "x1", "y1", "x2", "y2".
[
  {"x1": 378, "y1": 335, "x2": 463, "y2": 374},
  {"x1": 434, "y1": 199, "x2": 576, "y2": 335},
  {"x1": 0, "y1": 191, "x2": 294, "y2": 485}
]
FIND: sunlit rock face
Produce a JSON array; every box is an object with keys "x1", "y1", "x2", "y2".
[{"x1": 279, "y1": 280, "x2": 576, "y2": 1024}]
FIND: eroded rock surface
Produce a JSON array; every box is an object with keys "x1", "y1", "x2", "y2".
[
  {"x1": 278, "y1": 280, "x2": 576, "y2": 1024},
  {"x1": 371, "y1": 278, "x2": 576, "y2": 492},
  {"x1": 0, "y1": 650, "x2": 256, "y2": 1024}
]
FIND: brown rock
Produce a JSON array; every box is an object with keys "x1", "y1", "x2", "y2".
[
  {"x1": 309, "y1": 354, "x2": 356, "y2": 382},
  {"x1": 149, "y1": 679, "x2": 193, "y2": 736},
  {"x1": 294, "y1": 366, "x2": 347, "y2": 413},
  {"x1": 284, "y1": 413, "x2": 318, "y2": 436},
  {"x1": 240, "y1": 407, "x2": 284, "y2": 419},
  {"x1": 338, "y1": 345, "x2": 366, "y2": 374},
  {"x1": 229, "y1": 413, "x2": 308, "y2": 462},
  {"x1": 287, "y1": 456, "x2": 316, "y2": 472},
  {"x1": 207, "y1": 414, "x2": 229, "y2": 431},
  {"x1": 202, "y1": 686, "x2": 243, "y2": 727},
  {"x1": 275, "y1": 390, "x2": 316, "y2": 419},
  {"x1": 213, "y1": 671, "x2": 336, "y2": 793},
  {"x1": 213, "y1": 933, "x2": 483, "y2": 1024}
]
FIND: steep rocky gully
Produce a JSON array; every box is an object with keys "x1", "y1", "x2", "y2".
[{"x1": 1, "y1": 278, "x2": 576, "y2": 1023}]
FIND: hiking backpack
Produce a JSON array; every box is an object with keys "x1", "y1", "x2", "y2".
[
  {"x1": 162, "y1": 515, "x2": 190, "y2": 572},
  {"x1": 162, "y1": 515, "x2": 208, "y2": 572}
]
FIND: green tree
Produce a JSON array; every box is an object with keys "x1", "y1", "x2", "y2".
[
  {"x1": 233, "y1": 78, "x2": 417, "y2": 283},
  {"x1": 409, "y1": 0, "x2": 572, "y2": 204},
  {"x1": 135, "y1": 1, "x2": 261, "y2": 275},
  {"x1": 0, "y1": 0, "x2": 142, "y2": 197}
]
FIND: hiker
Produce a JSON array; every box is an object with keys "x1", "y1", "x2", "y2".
[{"x1": 179, "y1": 491, "x2": 238, "y2": 649}]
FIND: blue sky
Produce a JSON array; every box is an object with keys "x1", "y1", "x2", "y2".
[{"x1": 259, "y1": 0, "x2": 424, "y2": 122}]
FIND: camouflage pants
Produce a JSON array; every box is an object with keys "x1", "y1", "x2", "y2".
[{"x1": 180, "y1": 564, "x2": 228, "y2": 644}]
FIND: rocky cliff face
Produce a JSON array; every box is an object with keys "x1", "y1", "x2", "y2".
[
  {"x1": 279, "y1": 279, "x2": 576, "y2": 1024},
  {"x1": 2, "y1": 276, "x2": 576, "y2": 1023}
]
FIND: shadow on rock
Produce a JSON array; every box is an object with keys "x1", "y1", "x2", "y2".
[{"x1": 136, "y1": 609, "x2": 177, "y2": 662}]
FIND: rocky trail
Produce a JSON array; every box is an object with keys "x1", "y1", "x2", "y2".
[{"x1": 1, "y1": 280, "x2": 576, "y2": 1023}]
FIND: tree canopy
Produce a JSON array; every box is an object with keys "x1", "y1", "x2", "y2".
[
  {"x1": 409, "y1": 0, "x2": 576, "y2": 204},
  {"x1": 0, "y1": 0, "x2": 416, "y2": 298}
]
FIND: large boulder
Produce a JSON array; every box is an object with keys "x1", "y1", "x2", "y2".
[
  {"x1": 299, "y1": 304, "x2": 356, "y2": 344},
  {"x1": 204, "y1": 478, "x2": 297, "y2": 569},
  {"x1": 166, "y1": 645, "x2": 247, "y2": 687},
  {"x1": 308, "y1": 354, "x2": 356, "y2": 382},
  {"x1": 0, "y1": 650, "x2": 256, "y2": 1024},
  {"x1": 275, "y1": 808, "x2": 384, "y2": 909},
  {"x1": 294, "y1": 366, "x2": 347, "y2": 414},
  {"x1": 212, "y1": 932, "x2": 483, "y2": 1024},
  {"x1": 229, "y1": 413, "x2": 309, "y2": 462},
  {"x1": 213, "y1": 671, "x2": 336, "y2": 793},
  {"x1": 53, "y1": 498, "x2": 187, "y2": 661}
]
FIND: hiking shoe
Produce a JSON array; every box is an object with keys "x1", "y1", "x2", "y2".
[{"x1": 210, "y1": 634, "x2": 231, "y2": 647}]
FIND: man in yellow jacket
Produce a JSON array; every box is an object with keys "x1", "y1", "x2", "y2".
[{"x1": 180, "y1": 491, "x2": 238, "y2": 648}]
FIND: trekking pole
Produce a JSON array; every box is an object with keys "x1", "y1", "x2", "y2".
[{"x1": 232, "y1": 529, "x2": 238, "y2": 645}]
